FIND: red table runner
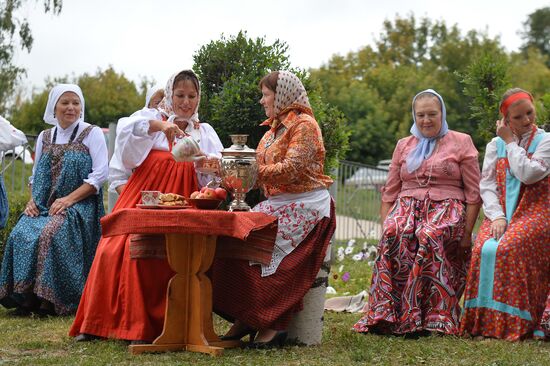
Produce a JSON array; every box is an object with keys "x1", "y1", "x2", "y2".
[{"x1": 101, "y1": 208, "x2": 278, "y2": 265}]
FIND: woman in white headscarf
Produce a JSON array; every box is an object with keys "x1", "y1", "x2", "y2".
[
  {"x1": 144, "y1": 85, "x2": 164, "y2": 109},
  {"x1": 70, "y1": 69, "x2": 223, "y2": 343},
  {"x1": 211, "y1": 71, "x2": 336, "y2": 349},
  {"x1": 0, "y1": 84, "x2": 108, "y2": 315}
]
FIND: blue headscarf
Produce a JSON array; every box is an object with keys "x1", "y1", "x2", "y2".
[{"x1": 405, "y1": 89, "x2": 449, "y2": 173}]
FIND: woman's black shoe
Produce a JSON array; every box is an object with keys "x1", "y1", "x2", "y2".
[
  {"x1": 219, "y1": 328, "x2": 257, "y2": 342},
  {"x1": 245, "y1": 331, "x2": 287, "y2": 349},
  {"x1": 75, "y1": 333, "x2": 102, "y2": 342}
]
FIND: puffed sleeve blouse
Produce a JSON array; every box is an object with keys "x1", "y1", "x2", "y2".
[
  {"x1": 480, "y1": 128, "x2": 550, "y2": 221},
  {"x1": 31, "y1": 121, "x2": 108, "y2": 193},
  {"x1": 381, "y1": 130, "x2": 481, "y2": 204},
  {"x1": 108, "y1": 108, "x2": 223, "y2": 192}
]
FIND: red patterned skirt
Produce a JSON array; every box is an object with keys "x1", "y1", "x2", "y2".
[
  {"x1": 353, "y1": 197, "x2": 468, "y2": 335},
  {"x1": 69, "y1": 150, "x2": 198, "y2": 341},
  {"x1": 210, "y1": 202, "x2": 335, "y2": 330},
  {"x1": 460, "y1": 178, "x2": 550, "y2": 341}
]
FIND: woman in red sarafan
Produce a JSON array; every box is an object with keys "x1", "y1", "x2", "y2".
[
  {"x1": 460, "y1": 88, "x2": 550, "y2": 341},
  {"x1": 353, "y1": 89, "x2": 481, "y2": 336},
  {"x1": 69, "y1": 70, "x2": 223, "y2": 343},
  {"x1": 211, "y1": 71, "x2": 336, "y2": 348}
]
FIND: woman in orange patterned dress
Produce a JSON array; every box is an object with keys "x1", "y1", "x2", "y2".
[
  {"x1": 460, "y1": 88, "x2": 550, "y2": 341},
  {"x1": 211, "y1": 71, "x2": 336, "y2": 348}
]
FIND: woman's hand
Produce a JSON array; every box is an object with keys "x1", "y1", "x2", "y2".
[
  {"x1": 160, "y1": 122, "x2": 184, "y2": 144},
  {"x1": 48, "y1": 196, "x2": 74, "y2": 216},
  {"x1": 149, "y1": 120, "x2": 184, "y2": 144},
  {"x1": 491, "y1": 217, "x2": 507, "y2": 240},
  {"x1": 496, "y1": 119, "x2": 514, "y2": 144},
  {"x1": 24, "y1": 198, "x2": 39, "y2": 217}
]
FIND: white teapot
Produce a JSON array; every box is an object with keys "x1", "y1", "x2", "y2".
[{"x1": 172, "y1": 135, "x2": 204, "y2": 162}]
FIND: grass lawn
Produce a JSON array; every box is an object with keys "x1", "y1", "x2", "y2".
[{"x1": 0, "y1": 254, "x2": 548, "y2": 365}]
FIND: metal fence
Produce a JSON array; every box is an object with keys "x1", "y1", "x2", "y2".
[
  {"x1": 1, "y1": 139, "x2": 386, "y2": 242},
  {"x1": 332, "y1": 160, "x2": 387, "y2": 242}
]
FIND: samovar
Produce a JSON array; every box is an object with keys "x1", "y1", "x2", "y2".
[{"x1": 220, "y1": 134, "x2": 258, "y2": 211}]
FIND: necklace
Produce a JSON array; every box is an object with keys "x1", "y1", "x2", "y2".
[{"x1": 414, "y1": 140, "x2": 439, "y2": 187}]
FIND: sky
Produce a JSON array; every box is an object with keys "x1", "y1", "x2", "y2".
[{"x1": 13, "y1": 0, "x2": 549, "y2": 95}]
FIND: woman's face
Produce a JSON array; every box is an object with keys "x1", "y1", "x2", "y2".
[
  {"x1": 260, "y1": 85, "x2": 276, "y2": 118},
  {"x1": 506, "y1": 99, "x2": 536, "y2": 137},
  {"x1": 414, "y1": 97, "x2": 442, "y2": 138},
  {"x1": 171, "y1": 80, "x2": 198, "y2": 118},
  {"x1": 55, "y1": 92, "x2": 81, "y2": 127},
  {"x1": 148, "y1": 90, "x2": 164, "y2": 109}
]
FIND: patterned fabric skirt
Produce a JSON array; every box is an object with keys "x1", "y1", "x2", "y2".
[
  {"x1": 460, "y1": 184, "x2": 550, "y2": 341},
  {"x1": 69, "y1": 150, "x2": 198, "y2": 341},
  {"x1": 211, "y1": 202, "x2": 335, "y2": 330},
  {"x1": 353, "y1": 196, "x2": 468, "y2": 335}
]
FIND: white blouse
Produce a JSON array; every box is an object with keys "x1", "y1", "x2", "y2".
[
  {"x1": 480, "y1": 128, "x2": 550, "y2": 221},
  {"x1": 108, "y1": 108, "x2": 224, "y2": 192},
  {"x1": 30, "y1": 121, "x2": 109, "y2": 193}
]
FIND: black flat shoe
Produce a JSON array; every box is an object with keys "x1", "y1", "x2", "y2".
[
  {"x1": 245, "y1": 331, "x2": 287, "y2": 349},
  {"x1": 75, "y1": 333, "x2": 102, "y2": 342}
]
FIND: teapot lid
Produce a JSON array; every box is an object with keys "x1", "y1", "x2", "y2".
[{"x1": 221, "y1": 134, "x2": 256, "y2": 157}]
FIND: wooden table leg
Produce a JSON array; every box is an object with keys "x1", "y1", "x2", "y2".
[{"x1": 129, "y1": 233, "x2": 224, "y2": 356}]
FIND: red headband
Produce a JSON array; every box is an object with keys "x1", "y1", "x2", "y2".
[{"x1": 500, "y1": 92, "x2": 533, "y2": 116}]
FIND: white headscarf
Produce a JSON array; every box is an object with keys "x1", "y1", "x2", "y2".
[
  {"x1": 156, "y1": 69, "x2": 200, "y2": 128},
  {"x1": 144, "y1": 85, "x2": 164, "y2": 108},
  {"x1": 273, "y1": 71, "x2": 311, "y2": 116},
  {"x1": 42, "y1": 84, "x2": 85, "y2": 126}
]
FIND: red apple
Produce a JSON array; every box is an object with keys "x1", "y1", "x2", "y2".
[
  {"x1": 214, "y1": 187, "x2": 227, "y2": 200},
  {"x1": 203, "y1": 188, "x2": 217, "y2": 199},
  {"x1": 190, "y1": 191, "x2": 200, "y2": 199},
  {"x1": 200, "y1": 186, "x2": 208, "y2": 193},
  {"x1": 196, "y1": 193, "x2": 205, "y2": 199}
]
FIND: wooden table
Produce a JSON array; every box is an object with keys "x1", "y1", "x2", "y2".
[{"x1": 100, "y1": 208, "x2": 277, "y2": 356}]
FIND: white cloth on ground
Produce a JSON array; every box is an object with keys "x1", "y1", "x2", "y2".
[{"x1": 324, "y1": 291, "x2": 368, "y2": 313}]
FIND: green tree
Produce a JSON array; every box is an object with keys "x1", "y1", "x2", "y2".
[
  {"x1": 0, "y1": 0, "x2": 62, "y2": 114},
  {"x1": 520, "y1": 7, "x2": 550, "y2": 67},
  {"x1": 193, "y1": 31, "x2": 349, "y2": 174},
  {"x1": 311, "y1": 14, "x2": 505, "y2": 163},
  {"x1": 11, "y1": 67, "x2": 144, "y2": 134},
  {"x1": 460, "y1": 51, "x2": 510, "y2": 144}
]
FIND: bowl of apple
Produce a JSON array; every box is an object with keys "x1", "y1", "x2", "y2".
[{"x1": 188, "y1": 187, "x2": 227, "y2": 210}]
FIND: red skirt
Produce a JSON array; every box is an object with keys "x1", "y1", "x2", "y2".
[
  {"x1": 69, "y1": 150, "x2": 198, "y2": 341},
  {"x1": 210, "y1": 202, "x2": 335, "y2": 330}
]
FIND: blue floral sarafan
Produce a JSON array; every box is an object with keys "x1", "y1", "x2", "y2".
[{"x1": 0, "y1": 126, "x2": 104, "y2": 315}]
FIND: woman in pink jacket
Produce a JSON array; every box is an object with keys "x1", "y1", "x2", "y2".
[{"x1": 353, "y1": 89, "x2": 481, "y2": 336}]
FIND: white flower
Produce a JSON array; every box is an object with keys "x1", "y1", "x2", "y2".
[
  {"x1": 338, "y1": 265, "x2": 344, "y2": 273},
  {"x1": 347, "y1": 239, "x2": 356, "y2": 247},
  {"x1": 344, "y1": 246, "x2": 354, "y2": 255},
  {"x1": 352, "y1": 253, "x2": 364, "y2": 261},
  {"x1": 326, "y1": 286, "x2": 337, "y2": 294},
  {"x1": 337, "y1": 252, "x2": 345, "y2": 262},
  {"x1": 367, "y1": 246, "x2": 378, "y2": 256},
  {"x1": 337, "y1": 247, "x2": 345, "y2": 255},
  {"x1": 362, "y1": 241, "x2": 368, "y2": 250}
]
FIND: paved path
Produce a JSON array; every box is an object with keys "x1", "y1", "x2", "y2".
[{"x1": 335, "y1": 215, "x2": 381, "y2": 241}]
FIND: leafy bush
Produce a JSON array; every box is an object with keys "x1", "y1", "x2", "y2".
[
  {"x1": 193, "y1": 31, "x2": 350, "y2": 175},
  {"x1": 0, "y1": 191, "x2": 28, "y2": 261}
]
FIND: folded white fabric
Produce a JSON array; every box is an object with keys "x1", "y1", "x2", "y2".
[{"x1": 324, "y1": 290, "x2": 367, "y2": 313}]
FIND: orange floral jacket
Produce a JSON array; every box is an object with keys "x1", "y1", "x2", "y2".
[{"x1": 256, "y1": 110, "x2": 333, "y2": 197}]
